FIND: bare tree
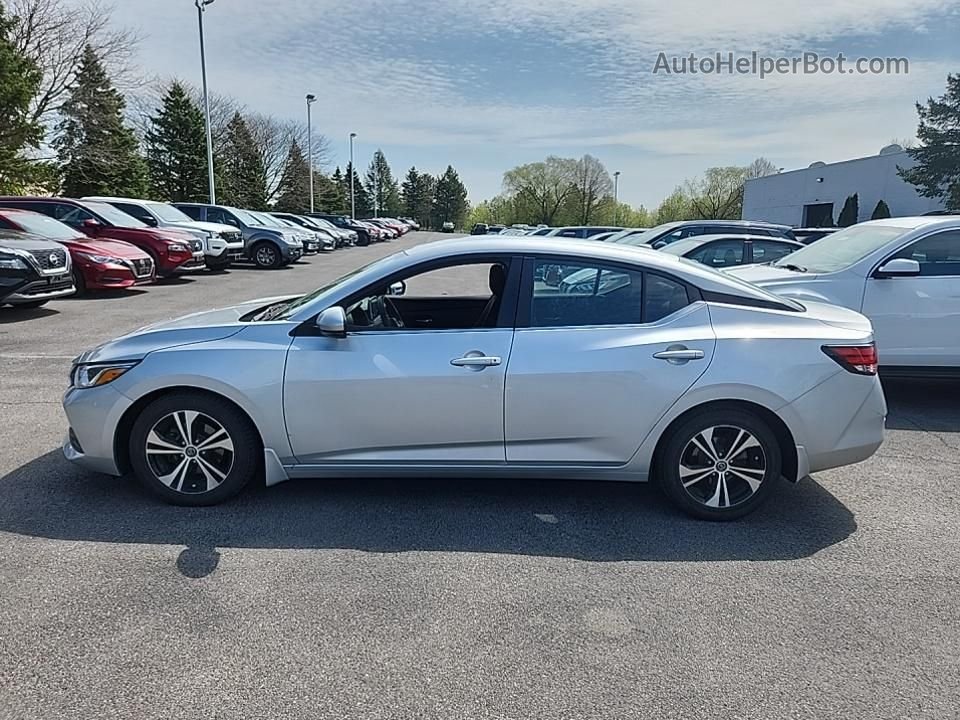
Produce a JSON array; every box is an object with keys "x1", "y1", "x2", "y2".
[
  {"x1": 745, "y1": 156, "x2": 780, "y2": 179},
  {"x1": 10, "y1": 0, "x2": 142, "y2": 125},
  {"x1": 246, "y1": 113, "x2": 330, "y2": 202},
  {"x1": 571, "y1": 154, "x2": 613, "y2": 224},
  {"x1": 685, "y1": 166, "x2": 748, "y2": 219},
  {"x1": 503, "y1": 156, "x2": 577, "y2": 225}
]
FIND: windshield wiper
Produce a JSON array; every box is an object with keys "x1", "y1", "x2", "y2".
[
  {"x1": 252, "y1": 300, "x2": 293, "y2": 322},
  {"x1": 778, "y1": 263, "x2": 808, "y2": 273}
]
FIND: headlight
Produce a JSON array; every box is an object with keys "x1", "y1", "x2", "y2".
[
  {"x1": 77, "y1": 252, "x2": 121, "y2": 265},
  {"x1": 71, "y1": 361, "x2": 139, "y2": 389},
  {"x1": 167, "y1": 243, "x2": 189, "y2": 253},
  {"x1": 0, "y1": 254, "x2": 28, "y2": 270}
]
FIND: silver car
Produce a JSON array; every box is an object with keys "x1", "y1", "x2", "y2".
[{"x1": 62, "y1": 237, "x2": 886, "y2": 520}]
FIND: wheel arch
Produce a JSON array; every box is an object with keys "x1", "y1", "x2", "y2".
[
  {"x1": 649, "y1": 399, "x2": 799, "y2": 485},
  {"x1": 113, "y1": 385, "x2": 265, "y2": 475}
]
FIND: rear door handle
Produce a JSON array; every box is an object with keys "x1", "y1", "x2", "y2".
[
  {"x1": 653, "y1": 348, "x2": 705, "y2": 362},
  {"x1": 451, "y1": 355, "x2": 501, "y2": 368}
]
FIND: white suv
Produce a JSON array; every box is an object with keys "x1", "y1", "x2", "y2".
[
  {"x1": 84, "y1": 197, "x2": 245, "y2": 270},
  {"x1": 729, "y1": 217, "x2": 960, "y2": 376}
]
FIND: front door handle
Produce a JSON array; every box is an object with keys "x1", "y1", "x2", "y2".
[
  {"x1": 653, "y1": 347, "x2": 705, "y2": 363},
  {"x1": 451, "y1": 355, "x2": 501, "y2": 368}
]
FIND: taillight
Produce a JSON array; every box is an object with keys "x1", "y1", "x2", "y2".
[{"x1": 822, "y1": 344, "x2": 878, "y2": 375}]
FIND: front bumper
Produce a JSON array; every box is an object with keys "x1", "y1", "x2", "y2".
[
  {"x1": 5, "y1": 274, "x2": 75, "y2": 303},
  {"x1": 173, "y1": 252, "x2": 207, "y2": 273},
  {"x1": 62, "y1": 383, "x2": 133, "y2": 476},
  {"x1": 281, "y1": 247, "x2": 303, "y2": 262}
]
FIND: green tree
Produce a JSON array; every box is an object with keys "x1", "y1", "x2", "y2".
[
  {"x1": 401, "y1": 166, "x2": 435, "y2": 227},
  {"x1": 432, "y1": 165, "x2": 468, "y2": 228},
  {"x1": 314, "y1": 171, "x2": 343, "y2": 213},
  {"x1": 838, "y1": 193, "x2": 859, "y2": 227},
  {"x1": 503, "y1": 156, "x2": 577, "y2": 225},
  {"x1": 0, "y1": 1, "x2": 44, "y2": 193},
  {"x1": 686, "y1": 166, "x2": 747, "y2": 219},
  {"x1": 899, "y1": 74, "x2": 960, "y2": 211},
  {"x1": 338, "y1": 161, "x2": 369, "y2": 217},
  {"x1": 273, "y1": 140, "x2": 310, "y2": 212},
  {"x1": 364, "y1": 149, "x2": 401, "y2": 216},
  {"x1": 871, "y1": 199, "x2": 892, "y2": 219},
  {"x1": 569, "y1": 154, "x2": 613, "y2": 225},
  {"x1": 54, "y1": 45, "x2": 147, "y2": 197},
  {"x1": 655, "y1": 187, "x2": 692, "y2": 224},
  {"x1": 218, "y1": 111, "x2": 267, "y2": 209},
  {"x1": 145, "y1": 81, "x2": 208, "y2": 202}
]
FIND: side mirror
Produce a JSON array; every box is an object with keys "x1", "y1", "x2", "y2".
[
  {"x1": 387, "y1": 280, "x2": 406, "y2": 296},
  {"x1": 81, "y1": 218, "x2": 101, "y2": 234},
  {"x1": 315, "y1": 306, "x2": 346, "y2": 337},
  {"x1": 143, "y1": 216, "x2": 158, "y2": 227},
  {"x1": 875, "y1": 258, "x2": 921, "y2": 278}
]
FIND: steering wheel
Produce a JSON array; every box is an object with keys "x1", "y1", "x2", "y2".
[{"x1": 383, "y1": 296, "x2": 405, "y2": 328}]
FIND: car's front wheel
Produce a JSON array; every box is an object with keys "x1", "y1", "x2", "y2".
[
  {"x1": 252, "y1": 242, "x2": 281, "y2": 269},
  {"x1": 129, "y1": 392, "x2": 261, "y2": 506},
  {"x1": 657, "y1": 408, "x2": 781, "y2": 521}
]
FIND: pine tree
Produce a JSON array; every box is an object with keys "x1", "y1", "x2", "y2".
[
  {"x1": 329, "y1": 166, "x2": 348, "y2": 214},
  {"x1": 145, "y1": 81, "x2": 208, "y2": 202},
  {"x1": 339, "y1": 161, "x2": 370, "y2": 217},
  {"x1": 432, "y1": 165, "x2": 468, "y2": 229},
  {"x1": 274, "y1": 140, "x2": 310, "y2": 212},
  {"x1": 363, "y1": 149, "x2": 401, "y2": 216},
  {"x1": 899, "y1": 74, "x2": 960, "y2": 211},
  {"x1": 314, "y1": 172, "x2": 343, "y2": 213},
  {"x1": 871, "y1": 199, "x2": 892, "y2": 219},
  {"x1": 218, "y1": 112, "x2": 267, "y2": 209},
  {"x1": 0, "y1": 3, "x2": 44, "y2": 193},
  {"x1": 401, "y1": 166, "x2": 435, "y2": 227},
  {"x1": 837, "y1": 193, "x2": 859, "y2": 227},
  {"x1": 54, "y1": 45, "x2": 148, "y2": 197}
]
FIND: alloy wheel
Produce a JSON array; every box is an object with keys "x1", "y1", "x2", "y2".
[
  {"x1": 144, "y1": 410, "x2": 235, "y2": 494},
  {"x1": 678, "y1": 425, "x2": 766, "y2": 509},
  {"x1": 255, "y1": 245, "x2": 278, "y2": 267}
]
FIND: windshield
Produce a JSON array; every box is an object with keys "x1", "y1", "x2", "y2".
[
  {"x1": 146, "y1": 202, "x2": 194, "y2": 223},
  {"x1": 606, "y1": 228, "x2": 648, "y2": 243},
  {"x1": 232, "y1": 208, "x2": 267, "y2": 226},
  {"x1": 83, "y1": 201, "x2": 147, "y2": 228},
  {"x1": 273, "y1": 254, "x2": 400, "y2": 320},
  {"x1": 618, "y1": 223, "x2": 682, "y2": 246},
  {"x1": 772, "y1": 224, "x2": 911, "y2": 273},
  {"x1": 8, "y1": 212, "x2": 79, "y2": 240}
]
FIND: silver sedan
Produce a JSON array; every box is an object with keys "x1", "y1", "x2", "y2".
[{"x1": 62, "y1": 237, "x2": 886, "y2": 520}]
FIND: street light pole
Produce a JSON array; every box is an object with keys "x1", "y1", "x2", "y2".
[
  {"x1": 195, "y1": 0, "x2": 217, "y2": 204},
  {"x1": 349, "y1": 132, "x2": 357, "y2": 219},
  {"x1": 613, "y1": 171, "x2": 621, "y2": 225},
  {"x1": 306, "y1": 94, "x2": 316, "y2": 213}
]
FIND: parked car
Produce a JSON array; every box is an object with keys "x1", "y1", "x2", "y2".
[
  {"x1": 83, "y1": 196, "x2": 244, "y2": 270},
  {"x1": 248, "y1": 211, "x2": 316, "y2": 255},
  {"x1": 730, "y1": 217, "x2": 960, "y2": 376},
  {"x1": 621, "y1": 220, "x2": 796, "y2": 250},
  {"x1": 271, "y1": 213, "x2": 337, "y2": 251},
  {"x1": 604, "y1": 228, "x2": 652, "y2": 243},
  {"x1": 441, "y1": 221, "x2": 456, "y2": 232},
  {"x1": 542, "y1": 226, "x2": 623, "y2": 239},
  {"x1": 588, "y1": 231, "x2": 618, "y2": 242},
  {"x1": 357, "y1": 221, "x2": 386, "y2": 242},
  {"x1": 0, "y1": 208, "x2": 155, "y2": 294},
  {"x1": 0, "y1": 229, "x2": 75, "y2": 307},
  {"x1": 306, "y1": 216, "x2": 356, "y2": 247},
  {"x1": 471, "y1": 223, "x2": 489, "y2": 235},
  {"x1": 375, "y1": 218, "x2": 410, "y2": 235},
  {"x1": 792, "y1": 228, "x2": 840, "y2": 245},
  {"x1": 62, "y1": 236, "x2": 885, "y2": 521},
  {"x1": 174, "y1": 203, "x2": 303, "y2": 268},
  {"x1": 308, "y1": 214, "x2": 372, "y2": 246},
  {"x1": 526, "y1": 227, "x2": 554, "y2": 236},
  {"x1": 399, "y1": 217, "x2": 420, "y2": 230},
  {"x1": 0, "y1": 197, "x2": 204, "y2": 277},
  {"x1": 659, "y1": 234, "x2": 804, "y2": 268}
]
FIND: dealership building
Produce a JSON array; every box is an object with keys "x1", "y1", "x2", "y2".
[{"x1": 742, "y1": 146, "x2": 945, "y2": 227}]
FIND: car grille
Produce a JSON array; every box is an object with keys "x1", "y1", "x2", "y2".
[
  {"x1": 130, "y1": 257, "x2": 154, "y2": 278},
  {"x1": 21, "y1": 276, "x2": 73, "y2": 296},
  {"x1": 28, "y1": 247, "x2": 68, "y2": 272}
]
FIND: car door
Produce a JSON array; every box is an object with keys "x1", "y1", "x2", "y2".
[
  {"x1": 504, "y1": 256, "x2": 716, "y2": 464},
  {"x1": 283, "y1": 256, "x2": 520, "y2": 465},
  {"x1": 861, "y1": 229, "x2": 960, "y2": 367}
]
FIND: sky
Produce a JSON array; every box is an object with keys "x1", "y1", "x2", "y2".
[{"x1": 103, "y1": 0, "x2": 960, "y2": 209}]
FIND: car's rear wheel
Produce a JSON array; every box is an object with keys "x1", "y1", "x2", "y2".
[
  {"x1": 252, "y1": 242, "x2": 281, "y2": 269},
  {"x1": 129, "y1": 392, "x2": 261, "y2": 506},
  {"x1": 72, "y1": 266, "x2": 87, "y2": 296},
  {"x1": 657, "y1": 408, "x2": 781, "y2": 521}
]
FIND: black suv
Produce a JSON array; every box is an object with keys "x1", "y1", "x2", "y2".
[
  {"x1": 307, "y1": 214, "x2": 371, "y2": 246},
  {"x1": 0, "y1": 230, "x2": 75, "y2": 308}
]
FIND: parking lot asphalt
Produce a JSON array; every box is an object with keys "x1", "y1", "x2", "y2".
[{"x1": 0, "y1": 231, "x2": 958, "y2": 719}]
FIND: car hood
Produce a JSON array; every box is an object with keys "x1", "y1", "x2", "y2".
[
  {"x1": 166, "y1": 220, "x2": 239, "y2": 236},
  {"x1": 75, "y1": 294, "x2": 301, "y2": 364},
  {"x1": 60, "y1": 237, "x2": 150, "y2": 259}
]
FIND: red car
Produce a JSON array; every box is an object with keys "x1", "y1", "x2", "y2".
[
  {"x1": 0, "y1": 208, "x2": 156, "y2": 293},
  {"x1": 0, "y1": 197, "x2": 205, "y2": 277}
]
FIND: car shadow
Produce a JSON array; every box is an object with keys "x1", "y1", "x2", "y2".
[
  {"x1": 0, "y1": 306, "x2": 59, "y2": 323},
  {"x1": 154, "y1": 275, "x2": 197, "y2": 286},
  {"x1": 0, "y1": 450, "x2": 856, "y2": 578},
  {"x1": 66, "y1": 288, "x2": 149, "y2": 301},
  {"x1": 883, "y1": 378, "x2": 960, "y2": 432},
  {"x1": 226, "y1": 264, "x2": 294, "y2": 272}
]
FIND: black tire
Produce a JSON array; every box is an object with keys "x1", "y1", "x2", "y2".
[
  {"x1": 128, "y1": 391, "x2": 261, "y2": 506},
  {"x1": 355, "y1": 232, "x2": 370, "y2": 247},
  {"x1": 72, "y1": 266, "x2": 87, "y2": 296},
  {"x1": 657, "y1": 407, "x2": 781, "y2": 521},
  {"x1": 252, "y1": 241, "x2": 282, "y2": 269}
]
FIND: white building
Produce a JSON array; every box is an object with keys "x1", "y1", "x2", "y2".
[{"x1": 742, "y1": 146, "x2": 945, "y2": 227}]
